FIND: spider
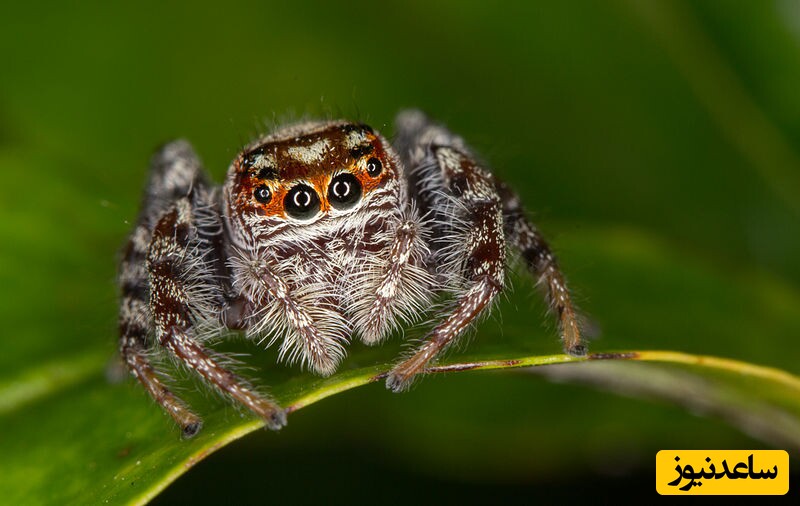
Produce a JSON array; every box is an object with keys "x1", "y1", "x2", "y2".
[{"x1": 118, "y1": 110, "x2": 586, "y2": 438}]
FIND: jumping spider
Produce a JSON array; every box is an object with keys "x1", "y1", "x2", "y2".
[{"x1": 118, "y1": 110, "x2": 586, "y2": 437}]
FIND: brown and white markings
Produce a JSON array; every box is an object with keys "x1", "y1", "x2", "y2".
[{"x1": 118, "y1": 110, "x2": 585, "y2": 437}]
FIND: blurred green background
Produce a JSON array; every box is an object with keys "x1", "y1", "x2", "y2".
[{"x1": 2, "y1": 0, "x2": 800, "y2": 503}]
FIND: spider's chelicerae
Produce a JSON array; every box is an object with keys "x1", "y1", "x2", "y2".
[{"x1": 118, "y1": 110, "x2": 586, "y2": 437}]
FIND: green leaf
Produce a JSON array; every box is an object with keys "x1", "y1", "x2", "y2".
[{"x1": 2, "y1": 347, "x2": 799, "y2": 504}]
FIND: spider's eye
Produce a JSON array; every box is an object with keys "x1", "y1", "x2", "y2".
[
  {"x1": 284, "y1": 184, "x2": 320, "y2": 220},
  {"x1": 366, "y1": 157, "x2": 382, "y2": 177},
  {"x1": 253, "y1": 185, "x2": 272, "y2": 204},
  {"x1": 327, "y1": 173, "x2": 362, "y2": 210}
]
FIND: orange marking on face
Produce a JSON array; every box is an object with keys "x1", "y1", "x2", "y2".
[
  {"x1": 355, "y1": 135, "x2": 391, "y2": 194},
  {"x1": 257, "y1": 184, "x2": 288, "y2": 218},
  {"x1": 234, "y1": 124, "x2": 395, "y2": 220},
  {"x1": 309, "y1": 174, "x2": 332, "y2": 213}
]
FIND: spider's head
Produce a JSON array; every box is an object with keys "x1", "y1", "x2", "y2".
[{"x1": 224, "y1": 121, "x2": 399, "y2": 242}]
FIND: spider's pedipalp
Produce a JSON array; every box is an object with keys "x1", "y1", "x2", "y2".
[
  {"x1": 228, "y1": 249, "x2": 348, "y2": 375},
  {"x1": 349, "y1": 215, "x2": 435, "y2": 345}
]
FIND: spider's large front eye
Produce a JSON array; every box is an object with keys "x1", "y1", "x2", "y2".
[
  {"x1": 284, "y1": 184, "x2": 320, "y2": 220},
  {"x1": 327, "y1": 173, "x2": 362, "y2": 210}
]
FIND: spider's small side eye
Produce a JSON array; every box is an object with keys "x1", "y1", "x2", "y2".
[
  {"x1": 284, "y1": 184, "x2": 320, "y2": 220},
  {"x1": 366, "y1": 157, "x2": 382, "y2": 177},
  {"x1": 254, "y1": 185, "x2": 272, "y2": 204},
  {"x1": 328, "y1": 173, "x2": 362, "y2": 210}
]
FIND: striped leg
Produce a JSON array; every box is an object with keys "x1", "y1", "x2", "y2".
[
  {"x1": 118, "y1": 224, "x2": 202, "y2": 437},
  {"x1": 386, "y1": 143, "x2": 505, "y2": 392},
  {"x1": 118, "y1": 140, "x2": 211, "y2": 436},
  {"x1": 147, "y1": 200, "x2": 286, "y2": 430},
  {"x1": 495, "y1": 180, "x2": 585, "y2": 356}
]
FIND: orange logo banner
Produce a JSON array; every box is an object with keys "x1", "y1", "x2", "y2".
[{"x1": 656, "y1": 450, "x2": 788, "y2": 495}]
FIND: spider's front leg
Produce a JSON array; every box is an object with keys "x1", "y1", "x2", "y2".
[
  {"x1": 386, "y1": 143, "x2": 506, "y2": 392},
  {"x1": 147, "y1": 199, "x2": 286, "y2": 431}
]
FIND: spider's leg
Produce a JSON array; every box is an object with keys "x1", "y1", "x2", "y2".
[
  {"x1": 140, "y1": 140, "x2": 209, "y2": 223},
  {"x1": 118, "y1": 141, "x2": 212, "y2": 437},
  {"x1": 148, "y1": 199, "x2": 286, "y2": 430},
  {"x1": 386, "y1": 121, "x2": 505, "y2": 391},
  {"x1": 495, "y1": 180, "x2": 586, "y2": 356},
  {"x1": 119, "y1": 224, "x2": 202, "y2": 437}
]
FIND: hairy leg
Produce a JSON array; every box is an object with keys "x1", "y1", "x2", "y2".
[
  {"x1": 140, "y1": 139, "x2": 208, "y2": 221},
  {"x1": 388, "y1": 114, "x2": 506, "y2": 390},
  {"x1": 495, "y1": 180, "x2": 585, "y2": 356},
  {"x1": 147, "y1": 199, "x2": 286, "y2": 431},
  {"x1": 119, "y1": 223, "x2": 203, "y2": 437},
  {"x1": 118, "y1": 141, "x2": 210, "y2": 437}
]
